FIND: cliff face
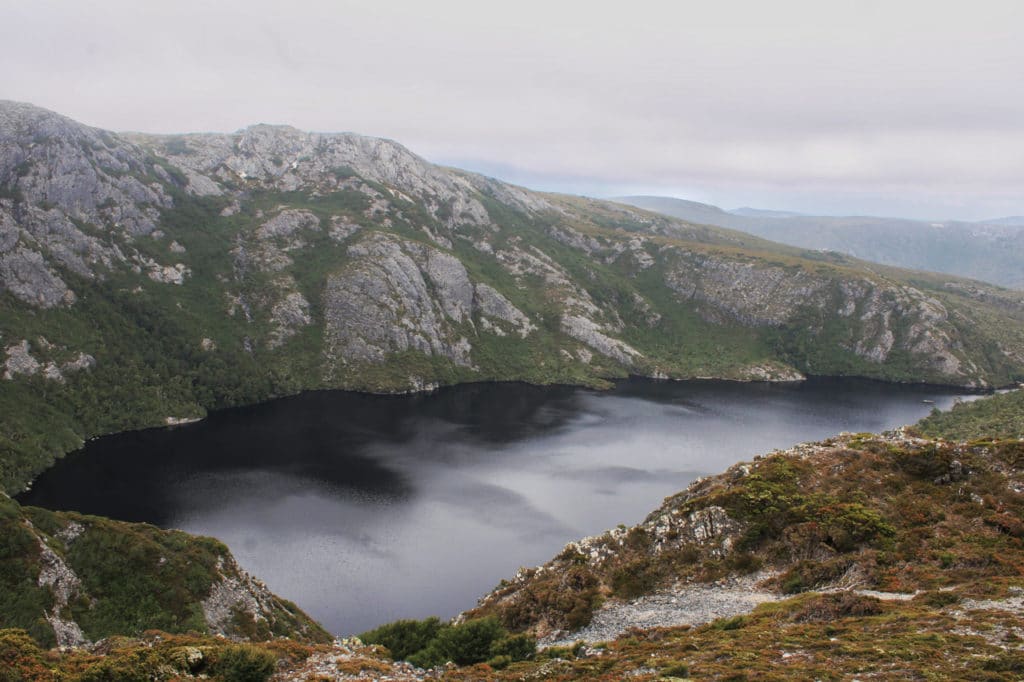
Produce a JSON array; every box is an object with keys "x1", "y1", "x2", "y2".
[{"x1": 2, "y1": 100, "x2": 1024, "y2": 492}]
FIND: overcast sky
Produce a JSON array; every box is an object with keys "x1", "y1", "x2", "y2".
[{"x1": 3, "y1": 0, "x2": 1022, "y2": 220}]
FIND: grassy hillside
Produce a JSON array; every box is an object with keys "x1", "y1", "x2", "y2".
[
  {"x1": 0, "y1": 494, "x2": 329, "y2": 648},
  {"x1": 916, "y1": 389, "x2": 1024, "y2": 440}
]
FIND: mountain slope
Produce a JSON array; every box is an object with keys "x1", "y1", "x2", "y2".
[
  {"x1": 2, "y1": 101, "x2": 1024, "y2": 494},
  {"x1": 618, "y1": 195, "x2": 1024, "y2": 290},
  {"x1": 0, "y1": 494, "x2": 329, "y2": 648},
  {"x1": 436, "y1": 390, "x2": 1024, "y2": 678}
]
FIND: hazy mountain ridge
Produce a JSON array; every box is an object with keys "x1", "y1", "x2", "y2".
[
  {"x1": 1, "y1": 101, "x2": 1024, "y2": 496},
  {"x1": 617, "y1": 195, "x2": 1024, "y2": 289}
]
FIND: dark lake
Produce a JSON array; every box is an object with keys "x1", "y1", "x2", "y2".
[{"x1": 19, "y1": 377, "x2": 970, "y2": 635}]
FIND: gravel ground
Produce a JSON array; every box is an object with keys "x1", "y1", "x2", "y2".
[{"x1": 541, "y1": 571, "x2": 780, "y2": 647}]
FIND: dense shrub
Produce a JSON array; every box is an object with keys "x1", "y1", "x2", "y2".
[
  {"x1": 362, "y1": 616, "x2": 535, "y2": 669},
  {"x1": 489, "y1": 632, "x2": 536, "y2": 661},
  {"x1": 409, "y1": 617, "x2": 505, "y2": 667},
  {"x1": 611, "y1": 557, "x2": 660, "y2": 599},
  {"x1": 211, "y1": 644, "x2": 277, "y2": 682},
  {"x1": 790, "y1": 592, "x2": 884, "y2": 623},
  {"x1": 777, "y1": 558, "x2": 853, "y2": 594},
  {"x1": 360, "y1": 617, "x2": 444, "y2": 661},
  {"x1": 0, "y1": 629, "x2": 47, "y2": 681}
]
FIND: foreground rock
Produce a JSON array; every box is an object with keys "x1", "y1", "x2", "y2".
[{"x1": 540, "y1": 571, "x2": 780, "y2": 648}]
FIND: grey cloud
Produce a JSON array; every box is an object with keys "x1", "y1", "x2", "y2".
[{"x1": 2, "y1": 0, "x2": 1022, "y2": 219}]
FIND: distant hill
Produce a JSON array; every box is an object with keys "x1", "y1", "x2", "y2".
[
  {"x1": 983, "y1": 215, "x2": 1024, "y2": 227},
  {"x1": 617, "y1": 195, "x2": 1024, "y2": 289},
  {"x1": 730, "y1": 206, "x2": 808, "y2": 218}
]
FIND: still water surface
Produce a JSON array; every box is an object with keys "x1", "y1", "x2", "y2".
[{"x1": 20, "y1": 378, "x2": 968, "y2": 634}]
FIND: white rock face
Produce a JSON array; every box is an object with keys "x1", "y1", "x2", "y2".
[
  {"x1": 0, "y1": 102, "x2": 179, "y2": 307},
  {"x1": 36, "y1": 540, "x2": 87, "y2": 647},
  {"x1": 474, "y1": 284, "x2": 536, "y2": 337},
  {"x1": 152, "y1": 124, "x2": 498, "y2": 229},
  {"x1": 201, "y1": 556, "x2": 290, "y2": 638},
  {"x1": 665, "y1": 253, "x2": 831, "y2": 327},
  {"x1": 561, "y1": 315, "x2": 642, "y2": 366},
  {"x1": 0, "y1": 244, "x2": 77, "y2": 308},
  {"x1": 323, "y1": 233, "x2": 536, "y2": 368},
  {"x1": 324, "y1": 234, "x2": 475, "y2": 366},
  {"x1": 3, "y1": 340, "x2": 40, "y2": 378},
  {"x1": 329, "y1": 217, "x2": 362, "y2": 242},
  {"x1": 255, "y1": 208, "x2": 320, "y2": 240},
  {"x1": 3, "y1": 339, "x2": 94, "y2": 381},
  {"x1": 662, "y1": 247, "x2": 976, "y2": 382},
  {"x1": 146, "y1": 262, "x2": 190, "y2": 285},
  {"x1": 269, "y1": 290, "x2": 312, "y2": 348}
]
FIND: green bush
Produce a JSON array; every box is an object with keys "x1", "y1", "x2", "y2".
[
  {"x1": 211, "y1": 644, "x2": 276, "y2": 682},
  {"x1": 486, "y1": 654, "x2": 513, "y2": 669},
  {"x1": 360, "y1": 617, "x2": 444, "y2": 661},
  {"x1": 489, "y1": 632, "x2": 536, "y2": 661},
  {"x1": 610, "y1": 557, "x2": 660, "y2": 599},
  {"x1": 421, "y1": 616, "x2": 505, "y2": 666},
  {"x1": 365, "y1": 616, "x2": 535, "y2": 669}
]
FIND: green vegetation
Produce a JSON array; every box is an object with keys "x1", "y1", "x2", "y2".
[
  {"x1": 360, "y1": 616, "x2": 536, "y2": 668},
  {"x1": 0, "y1": 495, "x2": 329, "y2": 647},
  {"x1": 915, "y1": 389, "x2": 1024, "y2": 440},
  {"x1": 0, "y1": 629, "x2": 308, "y2": 682}
]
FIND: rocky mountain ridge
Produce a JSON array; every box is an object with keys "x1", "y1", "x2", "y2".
[{"x1": 2, "y1": 101, "x2": 1024, "y2": 495}]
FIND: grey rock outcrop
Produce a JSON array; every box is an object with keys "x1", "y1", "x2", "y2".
[
  {"x1": 3, "y1": 339, "x2": 95, "y2": 382},
  {"x1": 36, "y1": 541, "x2": 86, "y2": 647},
  {"x1": 201, "y1": 555, "x2": 296, "y2": 638},
  {"x1": 144, "y1": 124, "x2": 495, "y2": 230},
  {"x1": 0, "y1": 101, "x2": 183, "y2": 306},
  {"x1": 0, "y1": 245, "x2": 76, "y2": 307},
  {"x1": 3, "y1": 339, "x2": 40, "y2": 378},
  {"x1": 323, "y1": 233, "x2": 536, "y2": 369},
  {"x1": 474, "y1": 283, "x2": 536, "y2": 337},
  {"x1": 662, "y1": 248, "x2": 976, "y2": 382}
]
